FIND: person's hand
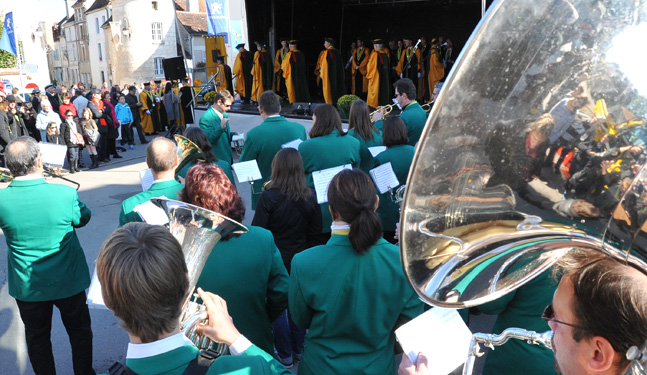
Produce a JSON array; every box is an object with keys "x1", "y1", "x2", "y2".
[
  {"x1": 417, "y1": 72, "x2": 422, "y2": 78},
  {"x1": 400, "y1": 73, "x2": 403, "y2": 78},
  {"x1": 600, "y1": 160, "x2": 612, "y2": 175},
  {"x1": 196, "y1": 288, "x2": 241, "y2": 346},
  {"x1": 630, "y1": 145, "x2": 644, "y2": 155},
  {"x1": 398, "y1": 353, "x2": 429, "y2": 375},
  {"x1": 371, "y1": 109, "x2": 384, "y2": 123},
  {"x1": 19, "y1": 106, "x2": 25, "y2": 113},
  {"x1": 221, "y1": 118, "x2": 228, "y2": 129},
  {"x1": 137, "y1": 102, "x2": 143, "y2": 107},
  {"x1": 394, "y1": 222, "x2": 400, "y2": 241},
  {"x1": 145, "y1": 110, "x2": 151, "y2": 115}
]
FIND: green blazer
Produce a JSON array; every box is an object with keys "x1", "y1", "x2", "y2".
[
  {"x1": 177, "y1": 159, "x2": 236, "y2": 189},
  {"x1": 0, "y1": 178, "x2": 91, "y2": 302},
  {"x1": 196, "y1": 226, "x2": 289, "y2": 355},
  {"x1": 374, "y1": 145, "x2": 415, "y2": 231},
  {"x1": 239, "y1": 116, "x2": 307, "y2": 209},
  {"x1": 347, "y1": 128, "x2": 383, "y2": 175},
  {"x1": 199, "y1": 106, "x2": 233, "y2": 164},
  {"x1": 119, "y1": 180, "x2": 184, "y2": 227},
  {"x1": 298, "y1": 130, "x2": 360, "y2": 232},
  {"x1": 289, "y1": 234, "x2": 424, "y2": 375},
  {"x1": 124, "y1": 343, "x2": 292, "y2": 375},
  {"x1": 400, "y1": 101, "x2": 428, "y2": 146}
]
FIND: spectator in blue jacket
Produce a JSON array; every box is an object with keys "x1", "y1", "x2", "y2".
[{"x1": 115, "y1": 95, "x2": 135, "y2": 149}]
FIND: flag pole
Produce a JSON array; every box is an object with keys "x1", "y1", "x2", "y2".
[{"x1": 15, "y1": 29, "x2": 24, "y2": 91}]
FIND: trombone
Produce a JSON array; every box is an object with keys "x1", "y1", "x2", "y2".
[{"x1": 370, "y1": 104, "x2": 396, "y2": 123}]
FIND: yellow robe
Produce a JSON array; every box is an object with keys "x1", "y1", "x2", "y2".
[
  {"x1": 233, "y1": 52, "x2": 247, "y2": 97},
  {"x1": 274, "y1": 48, "x2": 289, "y2": 91},
  {"x1": 215, "y1": 64, "x2": 227, "y2": 92},
  {"x1": 366, "y1": 50, "x2": 382, "y2": 108},
  {"x1": 395, "y1": 47, "x2": 422, "y2": 78},
  {"x1": 426, "y1": 49, "x2": 445, "y2": 103},
  {"x1": 139, "y1": 90, "x2": 154, "y2": 133},
  {"x1": 351, "y1": 47, "x2": 369, "y2": 94},
  {"x1": 251, "y1": 50, "x2": 268, "y2": 102},
  {"x1": 314, "y1": 50, "x2": 326, "y2": 88}
]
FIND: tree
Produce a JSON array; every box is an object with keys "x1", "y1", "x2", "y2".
[{"x1": 0, "y1": 12, "x2": 18, "y2": 69}]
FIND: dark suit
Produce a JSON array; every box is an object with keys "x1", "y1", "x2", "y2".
[
  {"x1": 125, "y1": 93, "x2": 148, "y2": 144},
  {"x1": 0, "y1": 177, "x2": 94, "y2": 375}
]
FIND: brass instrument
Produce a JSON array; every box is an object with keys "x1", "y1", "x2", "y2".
[
  {"x1": 149, "y1": 198, "x2": 248, "y2": 356},
  {"x1": 420, "y1": 100, "x2": 434, "y2": 113},
  {"x1": 262, "y1": 180, "x2": 271, "y2": 190},
  {"x1": 370, "y1": 104, "x2": 395, "y2": 123},
  {"x1": 174, "y1": 135, "x2": 206, "y2": 176},
  {"x1": 0, "y1": 167, "x2": 13, "y2": 182},
  {"x1": 399, "y1": 0, "x2": 647, "y2": 373}
]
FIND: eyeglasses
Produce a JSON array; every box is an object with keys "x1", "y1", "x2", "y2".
[
  {"x1": 542, "y1": 304, "x2": 587, "y2": 331},
  {"x1": 394, "y1": 92, "x2": 402, "y2": 97}
]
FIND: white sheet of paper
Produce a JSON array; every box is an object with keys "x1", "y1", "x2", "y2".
[
  {"x1": 369, "y1": 162, "x2": 400, "y2": 194},
  {"x1": 133, "y1": 198, "x2": 170, "y2": 225},
  {"x1": 312, "y1": 164, "x2": 352, "y2": 204},
  {"x1": 86, "y1": 265, "x2": 108, "y2": 310},
  {"x1": 232, "y1": 160, "x2": 262, "y2": 183},
  {"x1": 39, "y1": 142, "x2": 68, "y2": 168},
  {"x1": 396, "y1": 308, "x2": 473, "y2": 375},
  {"x1": 282, "y1": 138, "x2": 303, "y2": 150},
  {"x1": 368, "y1": 146, "x2": 387, "y2": 157},
  {"x1": 139, "y1": 169, "x2": 154, "y2": 192},
  {"x1": 232, "y1": 133, "x2": 245, "y2": 142}
]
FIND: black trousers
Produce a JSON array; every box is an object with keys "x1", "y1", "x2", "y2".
[{"x1": 15, "y1": 291, "x2": 95, "y2": 375}]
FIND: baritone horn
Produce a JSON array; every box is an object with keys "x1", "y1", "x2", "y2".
[
  {"x1": 174, "y1": 135, "x2": 206, "y2": 176},
  {"x1": 149, "y1": 198, "x2": 248, "y2": 356},
  {"x1": 0, "y1": 167, "x2": 13, "y2": 182},
  {"x1": 370, "y1": 104, "x2": 395, "y2": 123},
  {"x1": 398, "y1": 0, "x2": 647, "y2": 373}
]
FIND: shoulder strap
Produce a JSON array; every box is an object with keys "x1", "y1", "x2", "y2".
[
  {"x1": 108, "y1": 361, "x2": 137, "y2": 375},
  {"x1": 182, "y1": 350, "x2": 218, "y2": 375}
]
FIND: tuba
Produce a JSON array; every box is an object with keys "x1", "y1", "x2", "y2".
[
  {"x1": 174, "y1": 134, "x2": 206, "y2": 176},
  {"x1": 400, "y1": 0, "x2": 647, "y2": 373},
  {"x1": 149, "y1": 198, "x2": 248, "y2": 356}
]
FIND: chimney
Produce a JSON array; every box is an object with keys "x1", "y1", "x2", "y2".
[{"x1": 64, "y1": 0, "x2": 70, "y2": 18}]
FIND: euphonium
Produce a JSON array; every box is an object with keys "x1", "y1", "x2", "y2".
[
  {"x1": 399, "y1": 0, "x2": 647, "y2": 373},
  {"x1": 174, "y1": 135, "x2": 206, "y2": 176},
  {"x1": 149, "y1": 198, "x2": 248, "y2": 356},
  {"x1": 369, "y1": 104, "x2": 395, "y2": 123}
]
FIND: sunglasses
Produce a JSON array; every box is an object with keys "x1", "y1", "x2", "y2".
[{"x1": 542, "y1": 304, "x2": 587, "y2": 331}]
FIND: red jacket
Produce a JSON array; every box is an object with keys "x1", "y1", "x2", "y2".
[{"x1": 58, "y1": 102, "x2": 78, "y2": 119}]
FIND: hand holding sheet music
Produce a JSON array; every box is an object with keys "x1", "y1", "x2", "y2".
[
  {"x1": 282, "y1": 138, "x2": 303, "y2": 150},
  {"x1": 139, "y1": 169, "x2": 154, "y2": 191},
  {"x1": 369, "y1": 162, "x2": 400, "y2": 194},
  {"x1": 232, "y1": 160, "x2": 262, "y2": 183},
  {"x1": 312, "y1": 164, "x2": 352, "y2": 204}
]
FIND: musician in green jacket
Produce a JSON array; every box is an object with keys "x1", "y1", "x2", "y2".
[
  {"x1": 298, "y1": 104, "x2": 360, "y2": 235},
  {"x1": 240, "y1": 91, "x2": 307, "y2": 209},
  {"x1": 394, "y1": 78, "x2": 428, "y2": 146},
  {"x1": 0, "y1": 137, "x2": 94, "y2": 375},
  {"x1": 199, "y1": 90, "x2": 234, "y2": 164},
  {"x1": 289, "y1": 169, "x2": 423, "y2": 375},
  {"x1": 119, "y1": 137, "x2": 183, "y2": 227},
  {"x1": 97, "y1": 223, "x2": 292, "y2": 375}
]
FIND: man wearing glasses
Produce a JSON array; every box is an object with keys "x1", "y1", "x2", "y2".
[
  {"x1": 393, "y1": 78, "x2": 427, "y2": 146},
  {"x1": 199, "y1": 90, "x2": 235, "y2": 164}
]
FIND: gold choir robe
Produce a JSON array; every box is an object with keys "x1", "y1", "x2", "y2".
[
  {"x1": 366, "y1": 49, "x2": 392, "y2": 108},
  {"x1": 351, "y1": 47, "x2": 369, "y2": 95},
  {"x1": 139, "y1": 90, "x2": 155, "y2": 133},
  {"x1": 426, "y1": 49, "x2": 445, "y2": 102}
]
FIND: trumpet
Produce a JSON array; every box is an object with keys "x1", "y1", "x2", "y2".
[{"x1": 370, "y1": 104, "x2": 396, "y2": 123}]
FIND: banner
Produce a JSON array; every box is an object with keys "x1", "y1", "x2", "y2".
[
  {"x1": 206, "y1": 0, "x2": 228, "y2": 40},
  {"x1": 0, "y1": 12, "x2": 17, "y2": 56}
]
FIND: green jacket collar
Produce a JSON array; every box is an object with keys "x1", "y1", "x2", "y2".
[
  {"x1": 8, "y1": 178, "x2": 47, "y2": 187},
  {"x1": 263, "y1": 116, "x2": 286, "y2": 123},
  {"x1": 149, "y1": 180, "x2": 182, "y2": 191}
]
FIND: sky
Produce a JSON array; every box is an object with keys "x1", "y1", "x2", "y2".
[{"x1": 40, "y1": 0, "x2": 69, "y2": 22}]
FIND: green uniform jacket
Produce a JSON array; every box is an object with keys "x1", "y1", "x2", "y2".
[
  {"x1": 298, "y1": 130, "x2": 360, "y2": 232},
  {"x1": 289, "y1": 234, "x2": 424, "y2": 375},
  {"x1": 374, "y1": 145, "x2": 415, "y2": 231},
  {"x1": 199, "y1": 106, "x2": 233, "y2": 164},
  {"x1": 0, "y1": 178, "x2": 91, "y2": 302},
  {"x1": 477, "y1": 269, "x2": 558, "y2": 375},
  {"x1": 119, "y1": 180, "x2": 184, "y2": 227},
  {"x1": 400, "y1": 101, "x2": 428, "y2": 146},
  {"x1": 196, "y1": 226, "x2": 289, "y2": 355},
  {"x1": 239, "y1": 116, "x2": 307, "y2": 209},
  {"x1": 176, "y1": 160, "x2": 236, "y2": 189},
  {"x1": 124, "y1": 343, "x2": 292, "y2": 375},
  {"x1": 347, "y1": 128, "x2": 383, "y2": 175}
]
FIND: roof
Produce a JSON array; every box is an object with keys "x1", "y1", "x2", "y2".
[
  {"x1": 86, "y1": 0, "x2": 110, "y2": 13},
  {"x1": 176, "y1": 11, "x2": 208, "y2": 35},
  {"x1": 100, "y1": 15, "x2": 112, "y2": 29},
  {"x1": 71, "y1": 0, "x2": 85, "y2": 8},
  {"x1": 63, "y1": 14, "x2": 76, "y2": 25}
]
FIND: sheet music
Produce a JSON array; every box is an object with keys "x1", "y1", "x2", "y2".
[
  {"x1": 369, "y1": 162, "x2": 400, "y2": 194},
  {"x1": 133, "y1": 199, "x2": 170, "y2": 225},
  {"x1": 282, "y1": 138, "x2": 303, "y2": 150},
  {"x1": 232, "y1": 133, "x2": 245, "y2": 142},
  {"x1": 139, "y1": 169, "x2": 154, "y2": 192},
  {"x1": 86, "y1": 265, "x2": 108, "y2": 310},
  {"x1": 232, "y1": 160, "x2": 262, "y2": 183},
  {"x1": 395, "y1": 308, "x2": 472, "y2": 375},
  {"x1": 312, "y1": 164, "x2": 352, "y2": 204},
  {"x1": 368, "y1": 146, "x2": 387, "y2": 157},
  {"x1": 39, "y1": 142, "x2": 67, "y2": 168}
]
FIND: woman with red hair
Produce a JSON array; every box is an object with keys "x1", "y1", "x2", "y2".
[{"x1": 180, "y1": 163, "x2": 289, "y2": 357}]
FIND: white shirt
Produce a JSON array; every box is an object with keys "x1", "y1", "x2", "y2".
[{"x1": 125, "y1": 332, "x2": 253, "y2": 359}]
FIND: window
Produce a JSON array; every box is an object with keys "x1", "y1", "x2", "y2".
[
  {"x1": 101, "y1": 71, "x2": 105, "y2": 85},
  {"x1": 102, "y1": 15, "x2": 105, "y2": 24},
  {"x1": 151, "y1": 22, "x2": 162, "y2": 42},
  {"x1": 98, "y1": 43, "x2": 102, "y2": 61},
  {"x1": 154, "y1": 57, "x2": 164, "y2": 78},
  {"x1": 152, "y1": 1, "x2": 158, "y2": 10},
  {"x1": 79, "y1": 24, "x2": 85, "y2": 40},
  {"x1": 95, "y1": 18, "x2": 99, "y2": 33}
]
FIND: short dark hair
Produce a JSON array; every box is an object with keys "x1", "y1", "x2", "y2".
[
  {"x1": 258, "y1": 91, "x2": 281, "y2": 115},
  {"x1": 310, "y1": 104, "x2": 344, "y2": 138},
  {"x1": 328, "y1": 169, "x2": 381, "y2": 254},
  {"x1": 5, "y1": 137, "x2": 41, "y2": 177},
  {"x1": 555, "y1": 249, "x2": 647, "y2": 370},
  {"x1": 146, "y1": 137, "x2": 177, "y2": 173},
  {"x1": 394, "y1": 78, "x2": 416, "y2": 100},
  {"x1": 128, "y1": 86, "x2": 137, "y2": 92},
  {"x1": 382, "y1": 116, "x2": 409, "y2": 147},
  {"x1": 97, "y1": 223, "x2": 189, "y2": 343}
]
